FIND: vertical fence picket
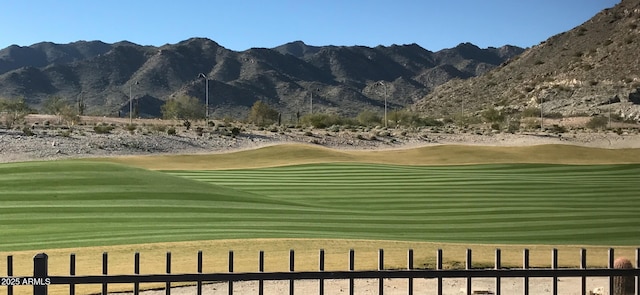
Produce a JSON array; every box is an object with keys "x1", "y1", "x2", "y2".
[
  {"x1": 523, "y1": 249, "x2": 529, "y2": 295},
  {"x1": 228, "y1": 251, "x2": 234, "y2": 295},
  {"x1": 551, "y1": 249, "x2": 558, "y2": 295},
  {"x1": 407, "y1": 249, "x2": 413, "y2": 295},
  {"x1": 165, "y1": 252, "x2": 171, "y2": 295},
  {"x1": 378, "y1": 249, "x2": 384, "y2": 295},
  {"x1": 437, "y1": 249, "x2": 443, "y2": 295},
  {"x1": 466, "y1": 249, "x2": 472, "y2": 295},
  {"x1": 636, "y1": 248, "x2": 639, "y2": 295},
  {"x1": 319, "y1": 249, "x2": 325, "y2": 295},
  {"x1": 259, "y1": 251, "x2": 264, "y2": 295},
  {"x1": 349, "y1": 249, "x2": 355, "y2": 295},
  {"x1": 580, "y1": 249, "x2": 587, "y2": 295},
  {"x1": 608, "y1": 248, "x2": 614, "y2": 295},
  {"x1": 289, "y1": 250, "x2": 295, "y2": 295},
  {"x1": 7, "y1": 255, "x2": 13, "y2": 295},
  {"x1": 33, "y1": 253, "x2": 48, "y2": 295},
  {"x1": 134, "y1": 252, "x2": 140, "y2": 295},
  {"x1": 495, "y1": 249, "x2": 501, "y2": 295},
  {"x1": 70, "y1": 253, "x2": 76, "y2": 295},
  {"x1": 102, "y1": 252, "x2": 108, "y2": 295},
  {"x1": 197, "y1": 251, "x2": 203, "y2": 295}
]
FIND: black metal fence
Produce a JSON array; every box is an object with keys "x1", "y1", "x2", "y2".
[{"x1": 2, "y1": 248, "x2": 640, "y2": 295}]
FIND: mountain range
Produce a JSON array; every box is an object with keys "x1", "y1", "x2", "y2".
[
  {"x1": 415, "y1": 0, "x2": 640, "y2": 120},
  {"x1": 0, "y1": 38, "x2": 522, "y2": 119},
  {"x1": 1, "y1": 0, "x2": 638, "y2": 122}
]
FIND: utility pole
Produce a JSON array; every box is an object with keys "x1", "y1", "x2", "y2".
[
  {"x1": 129, "y1": 81, "x2": 139, "y2": 124},
  {"x1": 199, "y1": 73, "x2": 209, "y2": 120}
]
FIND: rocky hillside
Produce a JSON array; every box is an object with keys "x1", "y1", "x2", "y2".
[
  {"x1": 0, "y1": 39, "x2": 522, "y2": 119},
  {"x1": 415, "y1": 0, "x2": 640, "y2": 120}
]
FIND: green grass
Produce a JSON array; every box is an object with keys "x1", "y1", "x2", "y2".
[
  {"x1": 0, "y1": 160, "x2": 639, "y2": 251},
  {"x1": 170, "y1": 163, "x2": 640, "y2": 245}
]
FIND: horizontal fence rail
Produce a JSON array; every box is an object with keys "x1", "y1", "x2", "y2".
[{"x1": 2, "y1": 248, "x2": 640, "y2": 295}]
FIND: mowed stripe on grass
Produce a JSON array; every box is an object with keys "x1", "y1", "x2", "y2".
[
  {"x1": 0, "y1": 161, "x2": 311, "y2": 251},
  {"x1": 168, "y1": 163, "x2": 640, "y2": 245}
]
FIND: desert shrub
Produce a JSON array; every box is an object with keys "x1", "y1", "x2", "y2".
[
  {"x1": 614, "y1": 128, "x2": 623, "y2": 135},
  {"x1": 549, "y1": 124, "x2": 567, "y2": 133},
  {"x1": 150, "y1": 124, "x2": 166, "y2": 133},
  {"x1": 482, "y1": 107, "x2": 504, "y2": 123},
  {"x1": 94, "y1": 124, "x2": 114, "y2": 134},
  {"x1": 507, "y1": 118, "x2": 521, "y2": 133},
  {"x1": 521, "y1": 107, "x2": 540, "y2": 118},
  {"x1": 419, "y1": 117, "x2": 444, "y2": 127},
  {"x1": 167, "y1": 127, "x2": 177, "y2": 135},
  {"x1": 22, "y1": 126, "x2": 34, "y2": 136},
  {"x1": 544, "y1": 112, "x2": 564, "y2": 119},
  {"x1": 356, "y1": 110, "x2": 381, "y2": 126},
  {"x1": 195, "y1": 127, "x2": 204, "y2": 136},
  {"x1": 230, "y1": 127, "x2": 241, "y2": 136},
  {"x1": 60, "y1": 130, "x2": 72, "y2": 137},
  {"x1": 586, "y1": 116, "x2": 608, "y2": 130},
  {"x1": 247, "y1": 101, "x2": 279, "y2": 126},
  {"x1": 300, "y1": 113, "x2": 348, "y2": 128},
  {"x1": 304, "y1": 131, "x2": 313, "y2": 136},
  {"x1": 125, "y1": 124, "x2": 137, "y2": 134}
]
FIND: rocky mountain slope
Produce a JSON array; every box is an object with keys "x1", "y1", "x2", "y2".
[
  {"x1": 0, "y1": 39, "x2": 522, "y2": 119},
  {"x1": 415, "y1": 0, "x2": 640, "y2": 120}
]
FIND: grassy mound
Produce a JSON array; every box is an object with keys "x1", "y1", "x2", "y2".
[{"x1": 96, "y1": 144, "x2": 640, "y2": 170}]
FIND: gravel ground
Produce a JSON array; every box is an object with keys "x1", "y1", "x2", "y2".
[
  {"x1": 111, "y1": 277, "x2": 612, "y2": 295},
  {"x1": 1, "y1": 119, "x2": 639, "y2": 163}
]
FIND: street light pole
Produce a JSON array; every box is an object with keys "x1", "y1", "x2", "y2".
[
  {"x1": 540, "y1": 96, "x2": 543, "y2": 131},
  {"x1": 129, "y1": 81, "x2": 139, "y2": 124},
  {"x1": 376, "y1": 81, "x2": 388, "y2": 128},
  {"x1": 310, "y1": 90, "x2": 313, "y2": 114},
  {"x1": 199, "y1": 73, "x2": 209, "y2": 120}
]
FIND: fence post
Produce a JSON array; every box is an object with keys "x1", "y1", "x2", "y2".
[
  {"x1": 319, "y1": 249, "x2": 325, "y2": 295},
  {"x1": 228, "y1": 251, "x2": 234, "y2": 295},
  {"x1": 33, "y1": 253, "x2": 48, "y2": 295},
  {"x1": 165, "y1": 252, "x2": 171, "y2": 295},
  {"x1": 197, "y1": 251, "x2": 203, "y2": 295},
  {"x1": 580, "y1": 248, "x2": 587, "y2": 295},
  {"x1": 134, "y1": 252, "x2": 140, "y2": 295},
  {"x1": 609, "y1": 248, "x2": 615, "y2": 294},
  {"x1": 7, "y1": 255, "x2": 13, "y2": 295},
  {"x1": 523, "y1": 249, "x2": 529, "y2": 295},
  {"x1": 102, "y1": 252, "x2": 108, "y2": 295},
  {"x1": 436, "y1": 249, "x2": 443, "y2": 295},
  {"x1": 636, "y1": 248, "x2": 640, "y2": 295},
  {"x1": 495, "y1": 249, "x2": 501, "y2": 295},
  {"x1": 552, "y1": 248, "x2": 558, "y2": 295},
  {"x1": 349, "y1": 249, "x2": 354, "y2": 295},
  {"x1": 407, "y1": 249, "x2": 413, "y2": 295},
  {"x1": 378, "y1": 249, "x2": 384, "y2": 295},
  {"x1": 70, "y1": 253, "x2": 76, "y2": 295},
  {"x1": 466, "y1": 249, "x2": 472, "y2": 295},
  {"x1": 259, "y1": 251, "x2": 264, "y2": 295},
  {"x1": 289, "y1": 250, "x2": 294, "y2": 295}
]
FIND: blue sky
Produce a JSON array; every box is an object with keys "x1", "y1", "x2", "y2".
[{"x1": 0, "y1": 0, "x2": 619, "y2": 51}]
